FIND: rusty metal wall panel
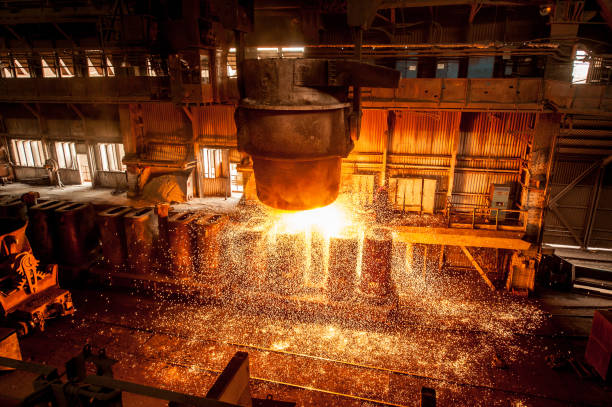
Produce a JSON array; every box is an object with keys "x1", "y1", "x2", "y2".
[
  {"x1": 450, "y1": 112, "x2": 533, "y2": 208},
  {"x1": 451, "y1": 172, "x2": 518, "y2": 208},
  {"x1": 229, "y1": 148, "x2": 241, "y2": 162},
  {"x1": 201, "y1": 177, "x2": 230, "y2": 196},
  {"x1": 141, "y1": 103, "x2": 191, "y2": 142},
  {"x1": 469, "y1": 22, "x2": 503, "y2": 42},
  {"x1": 198, "y1": 105, "x2": 237, "y2": 146},
  {"x1": 391, "y1": 111, "x2": 458, "y2": 156},
  {"x1": 144, "y1": 143, "x2": 189, "y2": 161},
  {"x1": 354, "y1": 109, "x2": 387, "y2": 153},
  {"x1": 458, "y1": 112, "x2": 533, "y2": 162},
  {"x1": 383, "y1": 111, "x2": 459, "y2": 211}
]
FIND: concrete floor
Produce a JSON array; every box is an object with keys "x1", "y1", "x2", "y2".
[
  {"x1": 3, "y1": 181, "x2": 612, "y2": 406},
  {"x1": 0, "y1": 182, "x2": 242, "y2": 213},
  {"x1": 13, "y1": 278, "x2": 612, "y2": 407}
]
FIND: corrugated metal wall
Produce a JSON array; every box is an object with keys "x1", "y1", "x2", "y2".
[
  {"x1": 141, "y1": 103, "x2": 192, "y2": 161},
  {"x1": 198, "y1": 105, "x2": 237, "y2": 147},
  {"x1": 452, "y1": 112, "x2": 534, "y2": 208},
  {"x1": 389, "y1": 111, "x2": 458, "y2": 209},
  {"x1": 355, "y1": 110, "x2": 387, "y2": 153},
  {"x1": 141, "y1": 103, "x2": 191, "y2": 142},
  {"x1": 343, "y1": 110, "x2": 386, "y2": 178},
  {"x1": 343, "y1": 110, "x2": 533, "y2": 211}
]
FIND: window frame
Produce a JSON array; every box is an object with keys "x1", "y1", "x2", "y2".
[
  {"x1": 54, "y1": 141, "x2": 78, "y2": 169},
  {"x1": 201, "y1": 148, "x2": 225, "y2": 179},
  {"x1": 9, "y1": 139, "x2": 45, "y2": 167},
  {"x1": 97, "y1": 142, "x2": 126, "y2": 172}
]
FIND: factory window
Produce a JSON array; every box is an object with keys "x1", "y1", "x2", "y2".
[
  {"x1": 55, "y1": 142, "x2": 78, "y2": 169},
  {"x1": 0, "y1": 54, "x2": 11, "y2": 78},
  {"x1": 280, "y1": 47, "x2": 304, "y2": 58},
  {"x1": 58, "y1": 55, "x2": 74, "y2": 77},
  {"x1": 227, "y1": 49, "x2": 237, "y2": 78},
  {"x1": 10, "y1": 139, "x2": 45, "y2": 167},
  {"x1": 86, "y1": 51, "x2": 114, "y2": 77},
  {"x1": 200, "y1": 53, "x2": 210, "y2": 84},
  {"x1": 41, "y1": 57, "x2": 58, "y2": 78},
  {"x1": 98, "y1": 143, "x2": 126, "y2": 172},
  {"x1": 87, "y1": 57, "x2": 103, "y2": 77},
  {"x1": 0, "y1": 55, "x2": 30, "y2": 78},
  {"x1": 572, "y1": 49, "x2": 590, "y2": 84},
  {"x1": 201, "y1": 148, "x2": 224, "y2": 179},
  {"x1": 230, "y1": 163, "x2": 243, "y2": 193},
  {"x1": 13, "y1": 58, "x2": 30, "y2": 78},
  {"x1": 257, "y1": 47, "x2": 280, "y2": 59},
  {"x1": 146, "y1": 57, "x2": 157, "y2": 77}
]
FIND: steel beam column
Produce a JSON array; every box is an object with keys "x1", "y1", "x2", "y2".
[
  {"x1": 382, "y1": 110, "x2": 395, "y2": 186},
  {"x1": 445, "y1": 112, "x2": 462, "y2": 212},
  {"x1": 460, "y1": 245, "x2": 495, "y2": 291},
  {"x1": 549, "y1": 204, "x2": 583, "y2": 247},
  {"x1": 548, "y1": 155, "x2": 612, "y2": 207},
  {"x1": 184, "y1": 106, "x2": 204, "y2": 198},
  {"x1": 584, "y1": 166, "x2": 605, "y2": 248}
]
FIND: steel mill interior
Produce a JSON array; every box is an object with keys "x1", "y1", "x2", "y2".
[{"x1": 1, "y1": 1, "x2": 612, "y2": 407}]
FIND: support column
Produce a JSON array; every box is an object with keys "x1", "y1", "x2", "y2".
[
  {"x1": 193, "y1": 106, "x2": 204, "y2": 198},
  {"x1": 381, "y1": 110, "x2": 395, "y2": 186},
  {"x1": 69, "y1": 104, "x2": 96, "y2": 187},
  {"x1": 583, "y1": 167, "x2": 604, "y2": 248},
  {"x1": 525, "y1": 113, "x2": 560, "y2": 244},
  {"x1": 461, "y1": 245, "x2": 495, "y2": 291},
  {"x1": 119, "y1": 104, "x2": 142, "y2": 197},
  {"x1": 445, "y1": 112, "x2": 462, "y2": 212},
  {"x1": 183, "y1": 105, "x2": 204, "y2": 198}
]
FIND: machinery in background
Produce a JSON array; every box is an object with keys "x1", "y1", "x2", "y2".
[
  {"x1": 0, "y1": 344, "x2": 294, "y2": 407},
  {"x1": 0, "y1": 217, "x2": 74, "y2": 335},
  {"x1": 489, "y1": 183, "x2": 518, "y2": 222}
]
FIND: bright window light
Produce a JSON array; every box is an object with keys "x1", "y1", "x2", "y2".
[
  {"x1": 41, "y1": 58, "x2": 57, "y2": 78},
  {"x1": 87, "y1": 57, "x2": 103, "y2": 77},
  {"x1": 106, "y1": 57, "x2": 115, "y2": 76},
  {"x1": 14, "y1": 59, "x2": 30, "y2": 77},
  {"x1": 59, "y1": 58, "x2": 74, "y2": 77},
  {"x1": 281, "y1": 47, "x2": 304, "y2": 52},
  {"x1": 572, "y1": 50, "x2": 590, "y2": 84}
]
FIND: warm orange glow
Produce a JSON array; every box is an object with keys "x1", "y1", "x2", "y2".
[{"x1": 270, "y1": 202, "x2": 354, "y2": 238}]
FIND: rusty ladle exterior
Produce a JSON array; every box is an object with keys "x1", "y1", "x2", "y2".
[{"x1": 236, "y1": 58, "x2": 399, "y2": 210}]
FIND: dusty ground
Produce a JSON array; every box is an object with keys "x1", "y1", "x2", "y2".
[
  {"x1": 4, "y1": 181, "x2": 612, "y2": 406},
  {"x1": 16, "y1": 277, "x2": 612, "y2": 407},
  {"x1": 0, "y1": 182, "x2": 242, "y2": 213}
]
